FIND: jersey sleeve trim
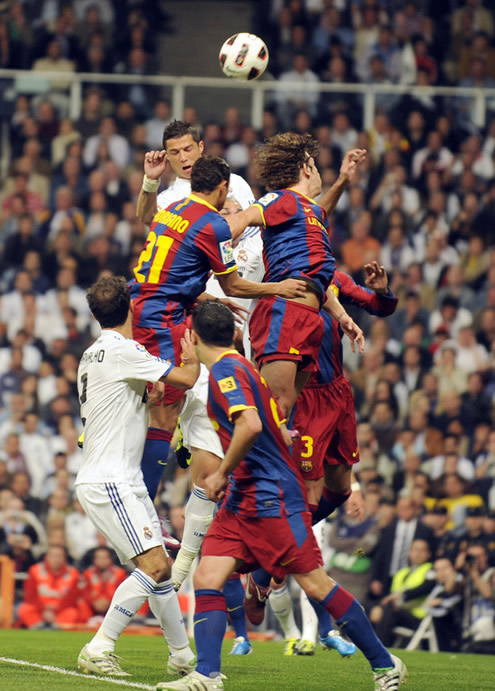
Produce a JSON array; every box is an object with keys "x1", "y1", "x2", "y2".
[
  {"x1": 212, "y1": 264, "x2": 238, "y2": 277},
  {"x1": 251, "y1": 203, "x2": 266, "y2": 228},
  {"x1": 228, "y1": 404, "x2": 257, "y2": 421}
]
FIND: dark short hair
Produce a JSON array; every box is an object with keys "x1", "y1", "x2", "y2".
[
  {"x1": 86, "y1": 275, "x2": 130, "y2": 328},
  {"x1": 162, "y1": 119, "x2": 201, "y2": 149},
  {"x1": 192, "y1": 300, "x2": 235, "y2": 347},
  {"x1": 191, "y1": 155, "x2": 230, "y2": 194}
]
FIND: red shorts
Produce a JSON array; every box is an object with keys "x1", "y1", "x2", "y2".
[
  {"x1": 202, "y1": 506, "x2": 322, "y2": 581},
  {"x1": 132, "y1": 317, "x2": 192, "y2": 404},
  {"x1": 292, "y1": 376, "x2": 359, "y2": 480},
  {"x1": 250, "y1": 297, "x2": 323, "y2": 371}
]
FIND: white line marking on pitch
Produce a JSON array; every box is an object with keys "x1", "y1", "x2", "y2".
[{"x1": 0, "y1": 656, "x2": 155, "y2": 689}]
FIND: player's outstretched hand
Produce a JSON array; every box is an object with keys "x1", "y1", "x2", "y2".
[
  {"x1": 346, "y1": 488, "x2": 365, "y2": 521},
  {"x1": 204, "y1": 470, "x2": 229, "y2": 502},
  {"x1": 340, "y1": 148, "x2": 367, "y2": 182},
  {"x1": 180, "y1": 329, "x2": 199, "y2": 365},
  {"x1": 144, "y1": 150, "x2": 167, "y2": 181},
  {"x1": 364, "y1": 261, "x2": 388, "y2": 293},
  {"x1": 275, "y1": 278, "x2": 308, "y2": 299},
  {"x1": 339, "y1": 314, "x2": 366, "y2": 353}
]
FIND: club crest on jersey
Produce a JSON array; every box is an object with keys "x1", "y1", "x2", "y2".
[
  {"x1": 258, "y1": 192, "x2": 278, "y2": 206},
  {"x1": 218, "y1": 376, "x2": 237, "y2": 393},
  {"x1": 219, "y1": 239, "x2": 234, "y2": 265},
  {"x1": 143, "y1": 527, "x2": 153, "y2": 540},
  {"x1": 237, "y1": 249, "x2": 248, "y2": 263}
]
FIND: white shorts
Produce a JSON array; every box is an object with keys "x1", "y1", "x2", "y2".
[
  {"x1": 180, "y1": 364, "x2": 223, "y2": 458},
  {"x1": 76, "y1": 482, "x2": 164, "y2": 564}
]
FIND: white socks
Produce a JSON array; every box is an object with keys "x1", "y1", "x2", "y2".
[
  {"x1": 172, "y1": 484, "x2": 215, "y2": 587},
  {"x1": 88, "y1": 569, "x2": 192, "y2": 663},
  {"x1": 300, "y1": 591, "x2": 318, "y2": 644},
  {"x1": 270, "y1": 583, "x2": 301, "y2": 640},
  {"x1": 149, "y1": 580, "x2": 191, "y2": 655},
  {"x1": 89, "y1": 568, "x2": 156, "y2": 654}
]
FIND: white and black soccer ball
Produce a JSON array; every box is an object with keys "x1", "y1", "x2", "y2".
[{"x1": 219, "y1": 33, "x2": 269, "y2": 81}]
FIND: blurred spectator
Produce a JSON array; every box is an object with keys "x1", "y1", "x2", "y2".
[
  {"x1": 17, "y1": 545, "x2": 81, "y2": 629},
  {"x1": 274, "y1": 54, "x2": 320, "y2": 127},
  {"x1": 78, "y1": 546, "x2": 127, "y2": 623},
  {"x1": 83, "y1": 117, "x2": 130, "y2": 171},
  {"x1": 462, "y1": 544, "x2": 495, "y2": 654},
  {"x1": 426, "y1": 557, "x2": 464, "y2": 651},
  {"x1": 327, "y1": 494, "x2": 380, "y2": 604},
  {"x1": 369, "y1": 496, "x2": 435, "y2": 600},
  {"x1": 370, "y1": 539, "x2": 434, "y2": 646}
]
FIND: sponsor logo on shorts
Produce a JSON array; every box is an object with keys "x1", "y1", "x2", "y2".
[
  {"x1": 143, "y1": 526, "x2": 153, "y2": 540},
  {"x1": 289, "y1": 347, "x2": 300, "y2": 355},
  {"x1": 280, "y1": 557, "x2": 296, "y2": 567},
  {"x1": 218, "y1": 376, "x2": 237, "y2": 393},
  {"x1": 258, "y1": 192, "x2": 278, "y2": 206},
  {"x1": 219, "y1": 238, "x2": 234, "y2": 265}
]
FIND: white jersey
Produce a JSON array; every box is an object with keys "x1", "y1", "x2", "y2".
[
  {"x1": 156, "y1": 172, "x2": 255, "y2": 211},
  {"x1": 75, "y1": 330, "x2": 172, "y2": 487},
  {"x1": 205, "y1": 225, "x2": 264, "y2": 358}
]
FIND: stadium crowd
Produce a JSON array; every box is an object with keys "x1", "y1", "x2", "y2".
[{"x1": 0, "y1": 0, "x2": 494, "y2": 657}]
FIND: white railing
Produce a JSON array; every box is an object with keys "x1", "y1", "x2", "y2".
[{"x1": 0, "y1": 67, "x2": 493, "y2": 131}]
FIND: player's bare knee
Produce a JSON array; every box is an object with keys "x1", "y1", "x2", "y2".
[
  {"x1": 135, "y1": 548, "x2": 171, "y2": 583},
  {"x1": 193, "y1": 563, "x2": 217, "y2": 590}
]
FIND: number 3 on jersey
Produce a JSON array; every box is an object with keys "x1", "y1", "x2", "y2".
[{"x1": 134, "y1": 231, "x2": 174, "y2": 283}]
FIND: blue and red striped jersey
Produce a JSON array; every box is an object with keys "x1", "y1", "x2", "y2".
[
  {"x1": 207, "y1": 350, "x2": 308, "y2": 518},
  {"x1": 253, "y1": 189, "x2": 335, "y2": 299},
  {"x1": 130, "y1": 194, "x2": 237, "y2": 327},
  {"x1": 313, "y1": 269, "x2": 398, "y2": 385}
]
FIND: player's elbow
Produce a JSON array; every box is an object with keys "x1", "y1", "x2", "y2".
[{"x1": 240, "y1": 410, "x2": 263, "y2": 438}]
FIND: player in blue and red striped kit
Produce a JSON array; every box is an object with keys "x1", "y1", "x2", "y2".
[
  {"x1": 128, "y1": 156, "x2": 306, "y2": 503},
  {"x1": 295, "y1": 262, "x2": 399, "y2": 521},
  {"x1": 228, "y1": 134, "x2": 367, "y2": 420},
  {"x1": 156, "y1": 301, "x2": 407, "y2": 691}
]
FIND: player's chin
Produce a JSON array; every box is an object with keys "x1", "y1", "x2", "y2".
[{"x1": 182, "y1": 166, "x2": 193, "y2": 177}]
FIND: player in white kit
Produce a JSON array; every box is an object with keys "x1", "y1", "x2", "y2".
[
  {"x1": 136, "y1": 122, "x2": 263, "y2": 600},
  {"x1": 75, "y1": 276, "x2": 199, "y2": 678}
]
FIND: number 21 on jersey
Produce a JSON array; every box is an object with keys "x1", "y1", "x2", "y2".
[{"x1": 134, "y1": 231, "x2": 174, "y2": 283}]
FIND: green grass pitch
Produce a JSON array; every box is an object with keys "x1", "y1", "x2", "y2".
[{"x1": 0, "y1": 629, "x2": 494, "y2": 690}]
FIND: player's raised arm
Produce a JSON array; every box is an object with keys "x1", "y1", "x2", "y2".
[
  {"x1": 160, "y1": 328, "x2": 200, "y2": 390},
  {"x1": 318, "y1": 148, "x2": 367, "y2": 215},
  {"x1": 136, "y1": 150, "x2": 168, "y2": 226}
]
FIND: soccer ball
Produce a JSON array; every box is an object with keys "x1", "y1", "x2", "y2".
[{"x1": 219, "y1": 33, "x2": 269, "y2": 81}]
